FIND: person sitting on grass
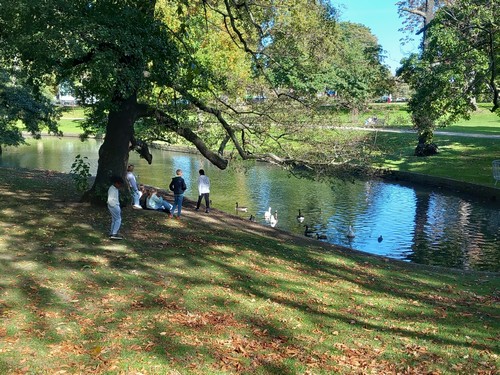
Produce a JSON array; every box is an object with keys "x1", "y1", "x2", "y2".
[
  {"x1": 139, "y1": 185, "x2": 149, "y2": 209},
  {"x1": 146, "y1": 188, "x2": 173, "y2": 216},
  {"x1": 107, "y1": 176, "x2": 124, "y2": 240}
]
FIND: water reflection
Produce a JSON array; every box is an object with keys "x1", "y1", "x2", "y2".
[{"x1": 1, "y1": 137, "x2": 498, "y2": 271}]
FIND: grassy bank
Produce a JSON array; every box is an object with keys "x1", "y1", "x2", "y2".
[
  {"x1": 0, "y1": 168, "x2": 498, "y2": 374},
  {"x1": 372, "y1": 132, "x2": 500, "y2": 186}
]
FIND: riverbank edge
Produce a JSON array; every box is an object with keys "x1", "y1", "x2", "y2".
[
  {"x1": 22, "y1": 132, "x2": 500, "y2": 202},
  {"x1": 148, "y1": 141, "x2": 500, "y2": 202},
  {"x1": 1, "y1": 165, "x2": 498, "y2": 275},
  {"x1": 1, "y1": 167, "x2": 499, "y2": 375}
]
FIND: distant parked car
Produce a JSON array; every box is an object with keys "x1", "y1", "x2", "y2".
[{"x1": 374, "y1": 95, "x2": 390, "y2": 103}]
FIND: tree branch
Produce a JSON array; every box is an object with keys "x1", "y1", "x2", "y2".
[{"x1": 150, "y1": 108, "x2": 229, "y2": 169}]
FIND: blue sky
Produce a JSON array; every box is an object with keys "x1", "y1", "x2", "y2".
[{"x1": 332, "y1": 0, "x2": 421, "y2": 74}]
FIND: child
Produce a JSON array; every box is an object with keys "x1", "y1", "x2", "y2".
[
  {"x1": 169, "y1": 169, "x2": 187, "y2": 218},
  {"x1": 146, "y1": 188, "x2": 173, "y2": 215},
  {"x1": 195, "y1": 169, "x2": 210, "y2": 213},
  {"x1": 107, "y1": 176, "x2": 125, "y2": 240}
]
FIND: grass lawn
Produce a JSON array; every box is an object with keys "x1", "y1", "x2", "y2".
[
  {"x1": 347, "y1": 102, "x2": 500, "y2": 135},
  {"x1": 445, "y1": 104, "x2": 500, "y2": 135},
  {"x1": 0, "y1": 168, "x2": 498, "y2": 374},
  {"x1": 371, "y1": 132, "x2": 500, "y2": 187},
  {"x1": 58, "y1": 107, "x2": 85, "y2": 135}
]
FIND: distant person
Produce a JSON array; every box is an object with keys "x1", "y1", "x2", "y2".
[
  {"x1": 146, "y1": 188, "x2": 173, "y2": 215},
  {"x1": 169, "y1": 169, "x2": 187, "y2": 218},
  {"x1": 195, "y1": 169, "x2": 210, "y2": 213},
  {"x1": 107, "y1": 176, "x2": 124, "y2": 240},
  {"x1": 126, "y1": 164, "x2": 142, "y2": 209}
]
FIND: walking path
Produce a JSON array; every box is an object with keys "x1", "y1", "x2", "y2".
[{"x1": 345, "y1": 126, "x2": 500, "y2": 139}]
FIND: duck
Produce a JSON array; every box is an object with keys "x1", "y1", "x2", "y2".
[
  {"x1": 304, "y1": 225, "x2": 315, "y2": 237},
  {"x1": 347, "y1": 225, "x2": 355, "y2": 239},
  {"x1": 264, "y1": 207, "x2": 272, "y2": 221},
  {"x1": 270, "y1": 210, "x2": 278, "y2": 227},
  {"x1": 235, "y1": 202, "x2": 248, "y2": 212},
  {"x1": 316, "y1": 233, "x2": 327, "y2": 240},
  {"x1": 378, "y1": 235, "x2": 383, "y2": 243},
  {"x1": 296, "y1": 209, "x2": 305, "y2": 223}
]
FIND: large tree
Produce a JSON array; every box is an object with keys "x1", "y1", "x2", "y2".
[
  {"x1": 397, "y1": 0, "x2": 455, "y2": 156},
  {"x1": 398, "y1": 0, "x2": 499, "y2": 156},
  {"x1": 1, "y1": 0, "x2": 390, "y2": 202}
]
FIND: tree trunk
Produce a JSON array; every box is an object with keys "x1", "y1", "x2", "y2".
[{"x1": 83, "y1": 94, "x2": 138, "y2": 204}]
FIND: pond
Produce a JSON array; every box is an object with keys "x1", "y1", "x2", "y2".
[{"x1": 1, "y1": 137, "x2": 499, "y2": 272}]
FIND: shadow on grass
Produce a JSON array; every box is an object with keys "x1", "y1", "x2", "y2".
[{"x1": 0, "y1": 168, "x2": 498, "y2": 374}]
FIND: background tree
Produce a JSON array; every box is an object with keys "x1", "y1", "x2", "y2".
[
  {"x1": 328, "y1": 22, "x2": 394, "y2": 111},
  {"x1": 397, "y1": 0, "x2": 455, "y2": 155},
  {"x1": 398, "y1": 0, "x2": 499, "y2": 156},
  {"x1": 0, "y1": 67, "x2": 60, "y2": 154},
  {"x1": 397, "y1": 0, "x2": 455, "y2": 46}
]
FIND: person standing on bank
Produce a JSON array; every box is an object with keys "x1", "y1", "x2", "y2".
[
  {"x1": 107, "y1": 176, "x2": 124, "y2": 240},
  {"x1": 196, "y1": 169, "x2": 210, "y2": 213},
  {"x1": 169, "y1": 169, "x2": 187, "y2": 218},
  {"x1": 126, "y1": 164, "x2": 142, "y2": 209}
]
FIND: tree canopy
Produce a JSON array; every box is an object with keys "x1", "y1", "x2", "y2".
[
  {"x1": 398, "y1": 0, "x2": 499, "y2": 155},
  {"x1": 1, "y1": 0, "x2": 391, "y2": 202},
  {"x1": 0, "y1": 67, "x2": 59, "y2": 154}
]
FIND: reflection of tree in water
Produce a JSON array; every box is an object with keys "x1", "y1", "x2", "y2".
[
  {"x1": 409, "y1": 193, "x2": 499, "y2": 271},
  {"x1": 409, "y1": 191, "x2": 432, "y2": 265}
]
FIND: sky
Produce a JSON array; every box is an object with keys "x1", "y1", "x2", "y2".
[{"x1": 332, "y1": 0, "x2": 421, "y2": 74}]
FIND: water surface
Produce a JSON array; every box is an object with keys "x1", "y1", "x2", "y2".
[{"x1": 1, "y1": 137, "x2": 498, "y2": 271}]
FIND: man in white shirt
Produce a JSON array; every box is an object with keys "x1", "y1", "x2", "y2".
[{"x1": 195, "y1": 169, "x2": 210, "y2": 213}]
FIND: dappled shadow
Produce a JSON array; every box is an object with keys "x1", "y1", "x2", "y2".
[{"x1": 0, "y1": 167, "x2": 498, "y2": 374}]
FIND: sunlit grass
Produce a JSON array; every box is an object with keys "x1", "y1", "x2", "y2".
[
  {"x1": 0, "y1": 168, "x2": 498, "y2": 374},
  {"x1": 371, "y1": 132, "x2": 500, "y2": 186}
]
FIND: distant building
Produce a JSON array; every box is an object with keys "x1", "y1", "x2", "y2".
[{"x1": 57, "y1": 82, "x2": 76, "y2": 106}]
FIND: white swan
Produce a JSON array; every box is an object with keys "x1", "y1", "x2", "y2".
[
  {"x1": 347, "y1": 225, "x2": 355, "y2": 239},
  {"x1": 297, "y1": 209, "x2": 304, "y2": 223},
  {"x1": 270, "y1": 210, "x2": 278, "y2": 227},
  {"x1": 264, "y1": 207, "x2": 272, "y2": 221}
]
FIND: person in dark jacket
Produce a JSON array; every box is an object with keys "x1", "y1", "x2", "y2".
[{"x1": 169, "y1": 169, "x2": 187, "y2": 218}]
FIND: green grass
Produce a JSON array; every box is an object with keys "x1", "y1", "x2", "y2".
[
  {"x1": 57, "y1": 106, "x2": 85, "y2": 135},
  {"x1": 369, "y1": 132, "x2": 500, "y2": 186},
  {"x1": 342, "y1": 102, "x2": 499, "y2": 134},
  {"x1": 445, "y1": 103, "x2": 500, "y2": 135},
  {"x1": 0, "y1": 168, "x2": 498, "y2": 374}
]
